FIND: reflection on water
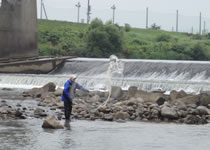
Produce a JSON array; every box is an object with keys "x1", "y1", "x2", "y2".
[{"x1": 0, "y1": 119, "x2": 210, "y2": 150}]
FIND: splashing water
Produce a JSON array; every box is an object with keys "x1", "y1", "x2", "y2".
[{"x1": 97, "y1": 55, "x2": 124, "y2": 109}]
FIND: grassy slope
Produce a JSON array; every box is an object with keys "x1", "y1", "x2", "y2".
[{"x1": 38, "y1": 20, "x2": 210, "y2": 60}]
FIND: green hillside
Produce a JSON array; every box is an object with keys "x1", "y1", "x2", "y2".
[{"x1": 38, "y1": 19, "x2": 210, "y2": 60}]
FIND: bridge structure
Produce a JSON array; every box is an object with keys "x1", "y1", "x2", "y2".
[
  {"x1": 0, "y1": 0, "x2": 73, "y2": 74},
  {"x1": 0, "y1": 0, "x2": 38, "y2": 59}
]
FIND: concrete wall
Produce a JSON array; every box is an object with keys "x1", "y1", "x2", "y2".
[{"x1": 0, "y1": 0, "x2": 38, "y2": 59}]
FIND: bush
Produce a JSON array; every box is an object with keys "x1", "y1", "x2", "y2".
[
  {"x1": 124, "y1": 23, "x2": 131, "y2": 32},
  {"x1": 150, "y1": 23, "x2": 161, "y2": 30},
  {"x1": 190, "y1": 43, "x2": 208, "y2": 60},
  {"x1": 192, "y1": 34, "x2": 202, "y2": 40},
  {"x1": 156, "y1": 34, "x2": 171, "y2": 42}
]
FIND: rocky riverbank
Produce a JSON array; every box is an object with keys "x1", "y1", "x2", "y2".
[{"x1": 1, "y1": 82, "x2": 210, "y2": 125}]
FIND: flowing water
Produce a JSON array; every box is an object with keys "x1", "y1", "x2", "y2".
[{"x1": 1, "y1": 58, "x2": 210, "y2": 93}]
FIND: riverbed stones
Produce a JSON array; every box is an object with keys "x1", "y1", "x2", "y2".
[
  {"x1": 184, "y1": 115, "x2": 207, "y2": 124},
  {"x1": 16, "y1": 87, "x2": 210, "y2": 125},
  {"x1": 42, "y1": 116, "x2": 64, "y2": 129}
]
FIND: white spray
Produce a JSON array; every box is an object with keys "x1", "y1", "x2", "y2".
[{"x1": 97, "y1": 55, "x2": 124, "y2": 109}]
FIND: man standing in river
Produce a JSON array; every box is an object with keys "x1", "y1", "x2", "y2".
[{"x1": 62, "y1": 75, "x2": 89, "y2": 121}]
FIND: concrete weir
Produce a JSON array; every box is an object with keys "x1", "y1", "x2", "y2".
[{"x1": 0, "y1": 0, "x2": 72, "y2": 74}]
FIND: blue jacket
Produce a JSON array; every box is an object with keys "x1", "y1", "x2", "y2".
[{"x1": 61, "y1": 80, "x2": 88, "y2": 102}]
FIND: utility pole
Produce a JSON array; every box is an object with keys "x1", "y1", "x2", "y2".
[
  {"x1": 146, "y1": 7, "x2": 149, "y2": 29},
  {"x1": 172, "y1": 26, "x2": 174, "y2": 32},
  {"x1": 199, "y1": 12, "x2": 202, "y2": 34},
  {"x1": 111, "y1": 5, "x2": 116, "y2": 24},
  {"x1": 40, "y1": 0, "x2": 43, "y2": 19},
  {"x1": 203, "y1": 20, "x2": 206, "y2": 35},
  {"x1": 40, "y1": 0, "x2": 48, "y2": 20},
  {"x1": 176, "y1": 10, "x2": 179, "y2": 32},
  {"x1": 191, "y1": 26, "x2": 194, "y2": 34},
  {"x1": 75, "y1": 2, "x2": 81, "y2": 23},
  {"x1": 87, "y1": 0, "x2": 91, "y2": 24}
]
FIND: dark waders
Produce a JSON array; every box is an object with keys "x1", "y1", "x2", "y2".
[{"x1": 64, "y1": 100, "x2": 72, "y2": 120}]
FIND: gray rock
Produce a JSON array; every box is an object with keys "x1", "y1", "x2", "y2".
[
  {"x1": 111, "y1": 86, "x2": 123, "y2": 99},
  {"x1": 196, "y1": 106, "x2": 210, "y2": 115},
  {"x1": 34, "y1": 108, "x2": 47, "y2": 117},
  {"x1": 175, "y1": 95, "x2": 200, "y2": 106},
  {"x1": 54, "y1": 88, "x2": 63, "y2": 96},
  {"x1": 128, "y1": 86, "x2": 137, "y2": 97},
  {"x1": 199, "y1": 94, "x2": 210, "y2": 106},
  {"x1": 113, "y1": 112, "x2": 130, "y2": 120},
  {"x1": 161, "y1": 106, "x2": 178, "y2": 119},
  {"x1": 42, "y1": 116, "x2": 64, "y2": 129},
  {"x1": 103, "y1": 114, "x2": 113, "y2": 121},
  {"x1": 42, "y1": 82, "x2": 56, "y2": 92}
]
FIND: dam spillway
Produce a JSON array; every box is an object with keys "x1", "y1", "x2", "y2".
[{"x1": 1, "y1": 58, "x2": 210, "y2": 93}]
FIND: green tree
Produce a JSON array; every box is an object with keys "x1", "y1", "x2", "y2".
[{"x1": 85, "y1": 18, "x2": 124, "y2": 57}]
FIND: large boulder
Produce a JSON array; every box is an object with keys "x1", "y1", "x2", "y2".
[
  {"x1": 196, "y1": 106, "x2": 210, "y2": 115},
  {"x1": 42, "y1": 82, "x2": 56, "y2": 92},
  {"x1": 161, "y1": 106, "x2": 178, "y2": 119},
  {"x1": 170, "y1": 90, "x2": 188, "y2": 101},
  {"x1": 175, "y1": 95, "x2": 200, "y2": 106},
  {"x1": 23, "y1": 82, "x2": 56, "y2": 98},
  {"x1": 135, "y1": 90, "x2": 166, "y2": 105},
  {"x1": 113, "y1": 111, "x2": 130, "y2": 120},
  {"x1": 128, "y1": 86, "x2": 137, "y2": 97},
  {"x1": 54, "y1": 88, "x2": 63, "y2": 96},
  {"x1": 42, "y1": 116, "x2": 64, "y2": 129},
  {"x1": 199, "y1": 94, "x2": 210, "y2": 106},
  {"x1": 111, "y1": 86, "x2": 123, "y2": 99}
]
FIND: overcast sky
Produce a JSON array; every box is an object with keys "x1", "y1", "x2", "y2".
[{"x1": 37, "y1": 0, "x2": 210, "y2": 33}]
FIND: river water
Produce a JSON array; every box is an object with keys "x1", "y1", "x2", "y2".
[
  {"x1": 0, "y1": 89, "x2": 210, "y2": 150},
  {"x1": 1, "y1": 119, "x2": 210, "y2": 150}
]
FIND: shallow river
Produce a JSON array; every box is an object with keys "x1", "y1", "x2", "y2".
[
  {"x1": 0, "y1": 89, "x2": 210, "y2": 150},
  {"x1": 1, "y1": 119, "x2": 210, "y2": 150}
]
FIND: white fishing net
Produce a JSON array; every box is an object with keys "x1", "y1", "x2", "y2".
[{"x1": 97, "y1": 55, "x2": 124, "y2": 109}]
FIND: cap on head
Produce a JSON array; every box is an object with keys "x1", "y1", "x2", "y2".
[{"x1": 70, "y1": 75, "x2": 77, "y2": 81}]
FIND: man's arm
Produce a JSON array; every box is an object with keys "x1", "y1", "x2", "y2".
[{"x1": 76, "y1": 83, "x2": 89, "y2": 92}]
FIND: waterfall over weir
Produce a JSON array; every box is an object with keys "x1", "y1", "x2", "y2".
[{"x1": 1, "y1": 57, "x2": 210, "y2": 93}]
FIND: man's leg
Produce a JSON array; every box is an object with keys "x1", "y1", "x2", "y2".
[
  {"x1": 64, "y1": 101, "x2": 70, "y2": 120},
  {"x1": 69, "y1": 100, "x2": 72, "y2": 117}
]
